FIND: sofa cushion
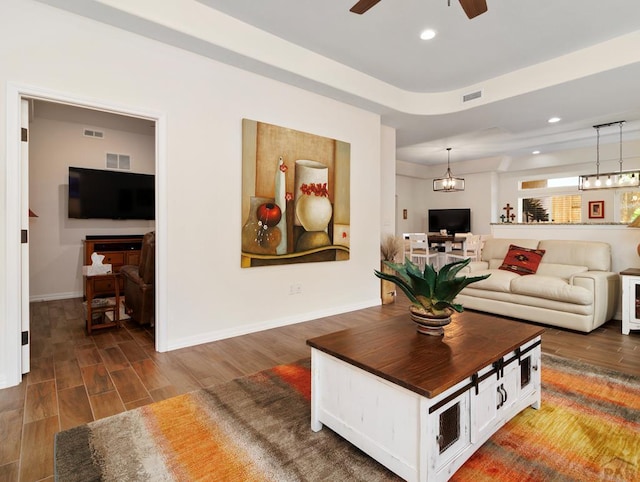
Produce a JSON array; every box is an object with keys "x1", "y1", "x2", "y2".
[
  {"x1": 537, "y1": 240, "x2": 611, "y2": 271},
  {"x1": 499, "y1": 245, "x2": 546, "y2": 275},
  {"x1": 536, "y1": 263, "x2": 588, "y2": 280},
  {"x1": 510, "y1": 275, "x2": 592, "y2": 305},
  {"x1": 466, "y1": 269, "x2": 519, "y2": 293},
  {"x1": 488, "y1": 259, "x2": 503, "y2": 269}
]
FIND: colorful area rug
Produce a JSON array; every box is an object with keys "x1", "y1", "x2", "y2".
[{"x1": 55, "y1": 353, "x2": 639, "y2": 481}]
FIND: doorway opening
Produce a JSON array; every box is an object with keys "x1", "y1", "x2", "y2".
[{"x1": 4, "y1": 83, "x2": 166, "y2": 388}]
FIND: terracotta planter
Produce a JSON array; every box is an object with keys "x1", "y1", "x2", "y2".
[{"x1": 409, "y1": 306, "x2": 453, "y2": 336}]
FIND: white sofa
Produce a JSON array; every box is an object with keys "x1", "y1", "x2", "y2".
[{"x1": 456, "y1": 238, "x2": 619, "y2": 333}]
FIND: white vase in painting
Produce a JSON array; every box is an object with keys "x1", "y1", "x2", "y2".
[
  {"x1": 296, "y1": 194, "x2": 332, "y2": 232},
  {"x1": 294, "y1": 160, "x2": 331, "y2": 231}
]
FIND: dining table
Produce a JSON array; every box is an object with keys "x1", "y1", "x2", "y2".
[{"x1": 427, "y1": 234, "x2": 467, "y2": 252}]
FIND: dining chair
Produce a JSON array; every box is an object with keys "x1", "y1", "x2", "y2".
[
  {"x1": 409, "y1": 233, "x2": 439, "y2": 269},
  {"x1": 446, "y1": 234, "x2": 482, "y2": 263},
  {"x1": 479, "y1": 234, "x2": 492, "y2": 260}
]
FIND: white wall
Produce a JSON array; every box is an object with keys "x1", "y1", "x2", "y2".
[
  {"x1": 0, "y1": 0, "x2": 385, "y2": 386},
  {"x1": 380, "y1": 125, "x2": 396, "y2": 237},
  {"x1": 395, "y1": 175, "x2": 429, "y2": 234},
  {"x1": 28, "y1": 115, "x2": 155, "y2": 300},
  {"x1": 395, "y1": 171, "x2": 495, "y2": 235}
]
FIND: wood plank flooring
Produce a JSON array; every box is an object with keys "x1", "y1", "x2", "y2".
[{"x1": 0, "y1": 295, "x2": 638, "y2": 481}]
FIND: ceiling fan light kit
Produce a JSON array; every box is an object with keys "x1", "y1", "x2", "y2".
[
  {"x1": 578, "y1": 120, "x2": 640, "y2": 191},
  {"x1": 351, "y1": 0, "x2": 487, "y2": 19},
  {"x1": 433, "y1": 148, "x2": 465, "y2": 192}
]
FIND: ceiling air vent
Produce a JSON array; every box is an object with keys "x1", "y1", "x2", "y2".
[
  {"x1": 462, "y1": 90, "x2": 482, "y2": 103},
  {"x1": 83, "y1": 128, "x2": 104, "y2": 139}
]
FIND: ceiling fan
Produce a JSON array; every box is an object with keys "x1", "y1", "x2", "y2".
[{"x1": 350, "y1": 0, "x2": 488, "y2": 19}]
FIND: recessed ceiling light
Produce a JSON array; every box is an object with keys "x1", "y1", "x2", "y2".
[
  {"x1": 532, "y1": 150, "x2": 541, "y2": 155},
  {"x1": 548, "y1": 117, "x2": 561, "y2": 123},
  {"x1": 420, "y1": 29, "x2": 436, "y2": 40}
]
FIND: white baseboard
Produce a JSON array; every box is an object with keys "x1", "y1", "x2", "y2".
[
  {"x1": 167, "y1": 298, "x2": 381, "y2": 351},
  {"x1": 29, "y1": 291, "x2": 83, "y2": 302}
]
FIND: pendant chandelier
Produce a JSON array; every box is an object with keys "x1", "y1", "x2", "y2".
[
  {"x1": 433, "y1": 148, "x2": 465, "y2": 192},
  {"x1": 578, "y1": 120, "x2": 639, "y2": 190}
]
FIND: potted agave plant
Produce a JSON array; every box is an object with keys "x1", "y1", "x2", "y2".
[{"x1": 375, "y1": 257, "x2": 490, "y2": 335}]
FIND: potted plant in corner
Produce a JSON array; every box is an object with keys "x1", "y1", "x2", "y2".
[
  {"x1": 379, "y1": 234, "x2": 403, "y2": 304},
  {"x1": 375, "y1": 257, "x2": 490, "y2": 335}
]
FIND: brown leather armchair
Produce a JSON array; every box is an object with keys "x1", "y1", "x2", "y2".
[{"x1": 120, "y1": 231, "x2": 155, "y2": 325}]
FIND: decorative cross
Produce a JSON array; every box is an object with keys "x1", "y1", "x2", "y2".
[
  {"x1": 500, "y1": 214, "x2": 506, "y2": 223},
  {"x1": 510, "y1": 213, "x2": 516, "y2": 222},
  {"x1": 502, "y1": 203, "x2": 514, "y2": 219}
]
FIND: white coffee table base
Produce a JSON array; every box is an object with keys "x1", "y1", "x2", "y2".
[{"x1": 310, "y1": 337, "x2": 541, "y2": 482}]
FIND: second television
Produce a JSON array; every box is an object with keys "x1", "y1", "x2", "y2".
[
  {"x1": 68, "y1": 167, "x2": 155, "y2": 220},
  {"x1": 428, "y1": 208, "x2": 471, "y2": 235}
]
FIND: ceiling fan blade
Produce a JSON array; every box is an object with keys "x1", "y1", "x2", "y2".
[
  {"x1": 350, "y1": 0, "x2": 382, "y2": 14},
  {"x1": 459, "y1": 0, "x2": 488, "y2": 19}
]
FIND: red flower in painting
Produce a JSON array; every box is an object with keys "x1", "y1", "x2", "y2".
[
  {"x1": 279, "y1": 163, "x2": 288, "y2": 172},
  {"x1": 300, "y1": 183, "x2": 329, "y2": 197},
  {"x1": 285, "y1": 192, "x2": 294, "y2": 202}
]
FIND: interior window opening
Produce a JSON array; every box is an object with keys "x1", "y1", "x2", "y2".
[{"x1": 521, "y1": 195, "x2": 582, "y2": 223}]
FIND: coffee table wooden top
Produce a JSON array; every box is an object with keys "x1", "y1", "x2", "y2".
[{"x1": 307, "y1": 310, "x2": 544, "y2": 398}]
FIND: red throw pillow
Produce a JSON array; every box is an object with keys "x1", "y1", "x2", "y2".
[{"x1": 499, "y1": 244, "x2": 545, "y2": 275}]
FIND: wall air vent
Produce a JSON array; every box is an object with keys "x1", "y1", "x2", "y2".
[
  {"x1": 106, "y1": 153, "x2": 131, "y2": 170},
  {"x1": 83, "y1": 128, "x2": 104, "y2": 139},
  {"x1": 462, "y1": 90, "x2": 482, "y2": 103}
]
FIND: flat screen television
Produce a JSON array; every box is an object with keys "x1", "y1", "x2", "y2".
[
  {"x1": 428, "y1": 208, "x2": 471, "y2": 235},
  {"x1": 68, "y1": 167, "x2": 155, "y2": 220}
]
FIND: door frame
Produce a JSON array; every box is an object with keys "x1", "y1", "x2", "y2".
[{"x1": 4, "y1": 82, "x2": 168, "y2": 388}]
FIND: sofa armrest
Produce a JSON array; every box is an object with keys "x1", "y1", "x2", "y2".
[{"x1": 571, "y1": 271, "x2": 620, "y2": 326}]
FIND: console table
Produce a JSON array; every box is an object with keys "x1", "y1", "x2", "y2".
[{"x1": 307, "y1": 311, "x2": 544, "y2": 481}]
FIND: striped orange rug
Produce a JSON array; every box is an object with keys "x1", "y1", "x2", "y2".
[{"x1": 55, "y1": 354, "x2": 639, "y2": 481}]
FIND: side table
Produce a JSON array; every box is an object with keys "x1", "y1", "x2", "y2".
[
  {"x1": 84, "y1": 272, "x2": 121, "y2": 335},
  {"x1": 620, "y1": 268, "x2": 640, "y2": 335}
]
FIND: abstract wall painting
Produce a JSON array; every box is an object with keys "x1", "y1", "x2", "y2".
[{"x1": 241, "y1": 119, "x2": 350, "y2": 267}]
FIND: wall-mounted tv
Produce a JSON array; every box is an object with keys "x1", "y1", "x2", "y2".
[
  {"x1": 68, "y1": 167, "x2": 155, "y2": 220},
  {"x1": 428, "y1": 208, "x2": 471, "y2": 235}
]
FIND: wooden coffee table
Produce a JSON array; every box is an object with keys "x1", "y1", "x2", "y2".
[{"x1": 307, "y1": 310, "x2": 544, "y2": 482}]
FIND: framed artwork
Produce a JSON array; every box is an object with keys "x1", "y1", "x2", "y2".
[
  {"x1": 241, "y1": 119, "x2": 350, "y2": 267},
  {"x1": 588, "y1": 201, "x2": 604, "y2": 219}
]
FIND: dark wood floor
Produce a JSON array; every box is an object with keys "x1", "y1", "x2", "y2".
[{"x1": 0, "y1": 294, "x2": 638, "y2": 481}]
